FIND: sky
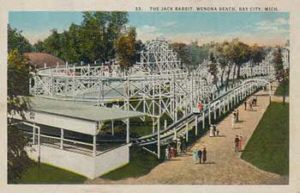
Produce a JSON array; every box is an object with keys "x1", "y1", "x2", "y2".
[{"x1": 9, "y1": 11, "x2": 289, "y2": 46}]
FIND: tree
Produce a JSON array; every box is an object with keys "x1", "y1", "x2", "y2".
[
  {"x1": 115, "y1": 27, "x2": 137, "y2": 70},
  {"x1": 42, "y1": 29, "x2": 64, "y2": 59},
  {"x1": 8, "y1": 50, "x2": 31, "y2": 97},
  {"x1": 172, "y1": 41, "x2": 211, "y2": 71},
  {"x1": 215, "y1": 41, "x2": 233, "y2": 89},
  {"x1": 8, "y1": 125, "x2": 31, "y2": 183},
  {"x1": 214, "y1": 42, "x2": 229, "y2": 86},
  {"x1": 171, "y1": 42, "x2": 191, "y2": 68},
  {"x1": 273, "y1": 47, "x2": 288, "y2": 104},
  {"x1": 36, "y1": 12, "x2": 129, "y2": 64},
  {"x1": 33, "y1": 40, "x2": 46, "y2": 52},
  {"x1": 187, "y1": 41, "x2": 203, "y2": 69},
  {"x1": 208, "y1": 52, "x2": 219, "y2": 90},
  {"x1": 250, "y1": 44, "x2": 264, "y2": 76},
  {"x1": 7, "y1": 49, "x2": 32, "y2": 183},
  {"x1": 8, "y1": 25, "x2": 32, "y2": 53},
  {"x1": 134, "y1": 40, "x2": 144, "y2": 63},
  {"x1": 218, "y1": 39, "x2": 251, "y2": 88},
  {"x1": 75, "y1": 11, "x2": 128, "y2": 63}
]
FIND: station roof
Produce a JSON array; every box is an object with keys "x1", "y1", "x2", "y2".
[
  {"x1": 29, "y1": 97, "x2": 144, "y2": 122},
  {"x1": 24, "y1": 52, "x2": 65, "y2": 69}
]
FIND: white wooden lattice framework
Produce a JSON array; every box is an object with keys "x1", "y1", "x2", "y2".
[{"x1": 29, "y1": 39, "x2": 276, "y2": 135}]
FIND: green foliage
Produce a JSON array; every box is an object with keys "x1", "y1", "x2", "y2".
[
  {"x1": 8, "y1": 126, "x2": 32, "y2": 183},
  {"x1": 171, "y1": 41, "x2": 210, "y2": 70},
  {"x1": 17, "y1": 161, "x2": 86, "y2": 184},
  {"x1": 8, "y1": 49, "x2": 31, "y2": 97},
  {"x1": 250, "y1": 44, "x2": 265, "y2": 65},
  {"x1": 208, "y1": 52, "x2": 219, "y2": 86},
  {"x1": 241, "y1": 102, "x2": 289, "y2": 175},
  {"x1": 7, "y1": 49, "x2": 31, "y2": 117},
  {"x1": 273, "y1": 47, "x2": 287, "y2": 82},
  {"x1": 223, "y1": 39, "x2": 251, "y2": 78},
  {"x1": 34, "y1": 12, "x2": 129, "y2": 64},
  {"x1": 129, "y1": 118, "x2": 154, "y2": 137},
  {"x1": 8, "y1": 25, "x2": 33, "y2": 53},
  {"x1": 273, "y1": 47, "x2": 283, "y2": 72},
  {"x1": 223, "y1": 39, "x2": 251, "y2": 66},
  {"x1": 101, "y1": 146, "x2": 162, "y2": 180},
  {"x1": 272, "y1": 47, "x2": 289, "y2": 102},
  {"x1": 171, "y1": 42, "x2": 191, "y2": 67},
  {"x1": 7, "y1": 49, "x2": 32, "y2": 183},
  {"x1": 211, "y1": 39, "x2": 252, "y2": 88},
  {"x1": 115, "y1": 27, "x2": 137, "y2": 70},
  {"x1": 275, "y1": 79, "x2": 289, "y2": 97}
]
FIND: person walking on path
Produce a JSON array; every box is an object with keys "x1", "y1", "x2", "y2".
[
  {"x1": 253, "y1": 96, "x2": 257, "y2": 106},
  {"x1": 244, "y1": 101, "x2": 247, "y2": 110},
  {"x1": 213, "y1": 125, "x2": 219, "y2": 136},
  {"x1": 231, "y1": 113, "x2": 235, "y2": 129},
  {"x1": 177, "y1": 139, "x2": 182, "y2": 156},
  {"x1": 236, "y1": 109, "x2": 239, "y2": 122},
  {"x1": 209, "y1": 124, "x2": 215, "y2": 137},
  {"x1": 202, "y1": 147, "x2": 207, "y2": 164},
  {"x1": 233, "y1": 110, "x2": 237, "y2": 122},
  {"x1": 234, "y1": 135, "x2": 240, "y2": 152},
  {"x1": 181, "y1": 139, "x2": 187, "y2": 154},
  {"x1": 170, "y1": 146, "x2": 175, "y2": 158},
  {"x1": 198, "y1": 148, "x2": 203, "y2": 164},
  {"x1": 192, "y1": 148, "x2": 198, "y2": 164},
  {"x1": 248, "y1": 100, "x2": 253, "y2": 111},
  {"x1": 165, "y1": 147, "x2": 169, "y2": 160},
  {"x1": 167, "y1": 144, "x2": 171, "y2": 159},
  {"x1": 238, "y1": 135, "x2": 243, "y2": 152}
]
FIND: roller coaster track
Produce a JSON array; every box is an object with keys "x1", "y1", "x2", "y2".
[{"x1": 133, "y1": 76, "x2": 272, "y2": 146}]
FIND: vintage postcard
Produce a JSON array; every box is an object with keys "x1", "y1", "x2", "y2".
[{"x1": 0, "y1": 0, "x2": 299, "y2": 193}]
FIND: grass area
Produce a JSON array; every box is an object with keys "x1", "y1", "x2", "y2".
[
  {"x1": 129, "y1": 116, "x2": 154, "y2": 137},
  {"x1": 275, "y1": 80, "x2": 289, "y2": 96},
  {"x1": 17, "y1": 161, "x2": 86, "y2": 184},
  {"x1": 241, "y1": 102, "x2": 289, "y2": 176},
  {"x1": 101, "y1": 146, "x2": 162, "y2": 180}
]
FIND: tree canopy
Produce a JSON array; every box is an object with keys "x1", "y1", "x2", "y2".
[
  {"x1": 272, "y1": 47, "x2": 289, "y2": 103},
  {"x1": 115, "y1": 27, "x2": 137, "y2": 70},
  {"x1": 7, "y1": 49, "x2": 32, "y2": 183},
  {"x1": 171, "y1": 41, "x2": 210, "y2": 70},
  {"x1": 7, "y1": 25, "x2": 33, "y2": 183},
  {"x1": 34, "y1": 12, "x2": 130, "y2": 64},
  {"x1": 8, "y1": 25, "x2": 33, "y2": 53}
]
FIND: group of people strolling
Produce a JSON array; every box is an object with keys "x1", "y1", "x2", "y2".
[
  {"x1": 209, "y1": 124, "x2": 219, "y2": 137},
  {"x1": 165, "y1": 138, "x2": 187, "y2": 160},
  {"x1": 164, "y1": 96, "x2": 256, "y2": 163},
  {"x1": 244, "y1": 96, "x2": 258, "y2": 111},
  {"x1": 192, "y1": 147, "x2": 207, "y2": 164}
]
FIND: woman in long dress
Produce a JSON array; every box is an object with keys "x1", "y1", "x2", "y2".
[
  {"x1": 202, "y1": 147, "x2": 207, "y2": 164},
  {"x1": 165, "y1": 148, "x2": 169, "y2": 160},
  {"x1": 209, "y1": 124, "x2": 214, "y2": 137},
  {"x1": 192, "y1": 148, "x2": 198, "y2": 164},
  {"x1": 238, "y1": 135, "x2": 243, "y2": 152},
  {"x1": 177, "y1": 140, "x2": 181, "y2": 155},
  {"x1": 231, "y1": 113, "x2": 235, "y2": 129}
]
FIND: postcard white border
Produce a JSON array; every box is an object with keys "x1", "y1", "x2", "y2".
[{"x1": 1, "y1": 0, "x2": 300, "y2": 193}]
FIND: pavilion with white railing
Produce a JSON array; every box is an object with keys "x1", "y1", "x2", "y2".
[{"x1": 11, "y1": 97, "x2": 143, "y2": 179}]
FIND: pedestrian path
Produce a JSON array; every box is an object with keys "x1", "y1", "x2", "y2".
[{"x1": 86, "y1": 89, "x2": 288, "y2": 184}]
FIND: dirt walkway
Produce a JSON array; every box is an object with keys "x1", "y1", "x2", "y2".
[{"x1": 86, "y1": 89, "x2": 288, "y2": 185}]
